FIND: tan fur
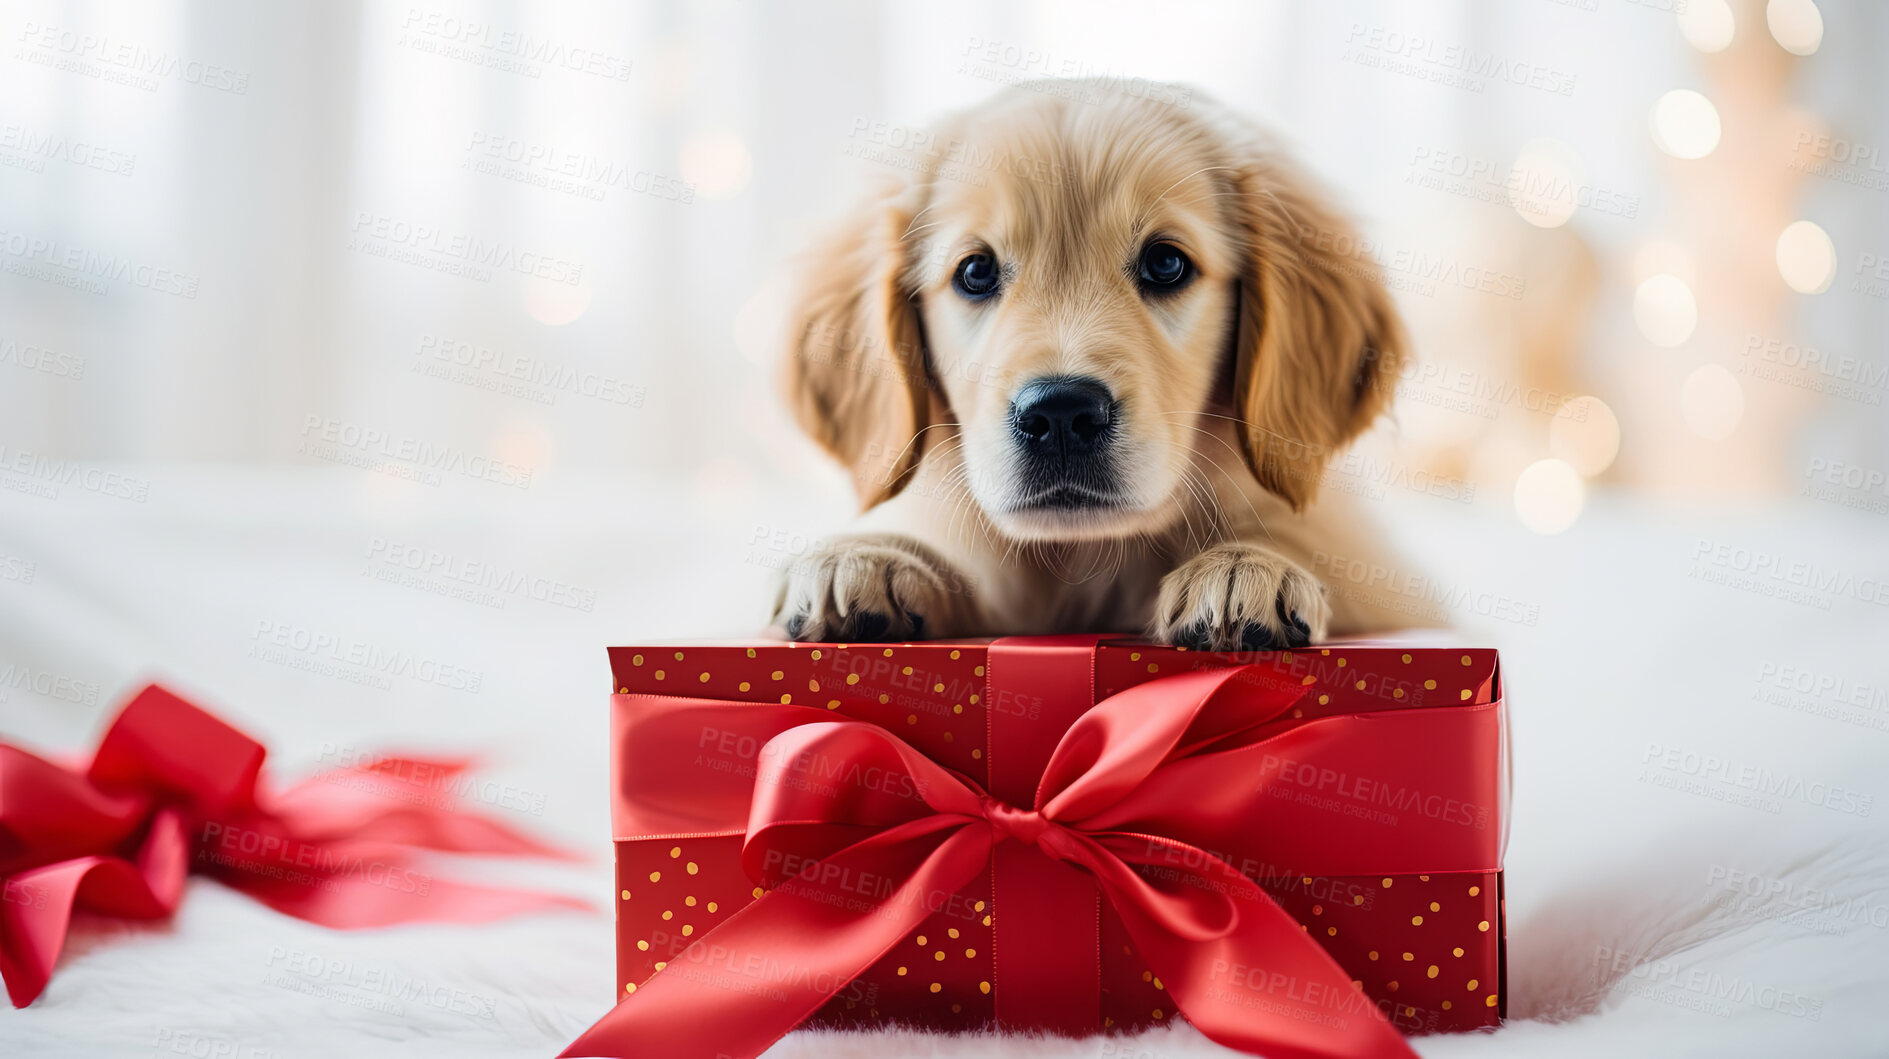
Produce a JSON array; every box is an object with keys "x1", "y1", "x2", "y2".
[
  {"x1": 1228, "y1": 148, "x2": 1407, "y2": 510},
  {"x1": 780, "y1": 181, "x2": 935, "y2": 509},
  {"x1": 774, "y1": 82, "x2": 1424, "y2": 647}
]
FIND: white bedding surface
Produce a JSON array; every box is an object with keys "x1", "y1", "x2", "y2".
[{"x1": 2, "y1": 466, "x2": 1886, "y2": 1058}]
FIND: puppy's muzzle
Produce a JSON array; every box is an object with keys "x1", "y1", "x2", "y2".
[{"x1": 1007, "y1": 375, "x2": 1122, "y2": 508}]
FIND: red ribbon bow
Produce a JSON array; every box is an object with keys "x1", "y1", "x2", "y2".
[
  {"x1": 565, "y1": 641, "x2": 1502, "y2": 1059},
  {"x1": 0, "y1": 684, "x2": 587, "y2": 1007}
]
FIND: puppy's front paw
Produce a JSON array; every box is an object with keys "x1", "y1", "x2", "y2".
[
  {"x1": 1151, "y1": 544, "x2": 1329, "y2": 651},
  {"x1": 772, "y1": 535, "x2": 972, "y2": 642}
]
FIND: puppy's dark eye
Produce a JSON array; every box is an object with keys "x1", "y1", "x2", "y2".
[
  {"x1": 953, "y1": 252, "x2": 1001, "y2": 300},
  {"x1": 1137, "y1": 242, "x2": 1193, "y2": 292}
]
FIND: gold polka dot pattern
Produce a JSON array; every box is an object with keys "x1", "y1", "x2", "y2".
[{"x1": 605, "y1": 641, "x2": 1502, "y2": 1034}]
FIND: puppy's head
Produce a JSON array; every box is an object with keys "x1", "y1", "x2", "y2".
[{"x1": 783, "y1": 85, "x2": 1403, "y2": 537}]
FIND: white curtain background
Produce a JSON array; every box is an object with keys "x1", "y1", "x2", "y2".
[
  {"x1": 4, "y1": 10, "x2": 1888, "y2": 1054},
  {"x1": 1, "y1": 0, "x2": 1884, "y2": 512}
]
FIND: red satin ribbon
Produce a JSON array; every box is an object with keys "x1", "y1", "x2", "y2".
[
  {"x1": 0, "y1": 684, "x2": 588, "y2": 1007},
  {"x1": 565, "y1": 639, "x2": 1502, "y2": 1059},
  {"x1": 985, "y1": 636, "x2": 1103, "y2": 1034}
]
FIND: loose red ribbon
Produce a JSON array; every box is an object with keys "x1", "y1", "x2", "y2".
[
  {"x1": 565, "y1": 641, "x2": 1502, "y2": 1059},
  {"x1": 0, "y1": 684, "x2": 588, "y2": 1007}
]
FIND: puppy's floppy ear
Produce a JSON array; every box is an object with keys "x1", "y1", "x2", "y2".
[
  {"x1": 1228, "y1": 152, "x2": 1405, "y2": 511},
  {"x1": 780, "y1": 181, "x2": 934, "y2": 511}
]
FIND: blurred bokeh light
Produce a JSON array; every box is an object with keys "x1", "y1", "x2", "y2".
[{"x1": 0, "y1": 0, "x2": 1881, "y2": 539}]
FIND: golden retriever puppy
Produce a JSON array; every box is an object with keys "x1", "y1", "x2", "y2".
[{"x1": 771, "y1": 81, "x2": 1419, "y2": 650}]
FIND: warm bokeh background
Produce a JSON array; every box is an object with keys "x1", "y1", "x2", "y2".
[
  {"x1": 4, "y1": 0, "x2": 1883, "y2": 521},
  {"x1": 3, "y1": 3, "x2": 1888, "y2": 1056}
]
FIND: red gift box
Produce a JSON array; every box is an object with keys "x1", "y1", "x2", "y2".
[{"x1": 569, "y1": 636, "x2": 1506, "y2": 1059}]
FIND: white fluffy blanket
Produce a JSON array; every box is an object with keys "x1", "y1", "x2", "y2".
[{"x1": 2, "y1": 468, "x2": 1885, "y2": 1057}]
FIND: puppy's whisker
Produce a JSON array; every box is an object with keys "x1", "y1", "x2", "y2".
[
  {"x1": 1180, "y1": 427, "x2": 1282, "y2": 550},
  {"x1": 899, "y1": 204, "x2": 941, "y2": 242},
  {"x1": 876, "y1": 423, "x2": 960, "y2": 487},
  {"x1": 1166, "y1": 465, "x2": 1213, "y2": 554},
  {"x1": 1159, "y1": 414, "x2": 1275, "y2": 539},
  {"x1": 899, "y1": 220, "x2": 947, "y2": 240},
  {"x1": 1155, "y1": 410, "x2": 1245, "y2": 425},
  {"x1": 1174, "y1": 466, "x2": 1220, "y2": 549},
  {"x1": 1139, "y1": 186, "x2": 1246, "y2": 217},
  {"x1": 1162, "y1": 414, "x2": 1316, "y2": 544},
  {"x1": 1177, "y1": 468, "x2": 1227, "y2": 555},
  {"x1": 1138, "y1": 165, "x2": 1240, "y2": 224},
  {"x1": 926, "y1": 437, "x2": 1002, "y2": 560},
  {"x1": 1249, "y1": 184, "x2": 1304, "y2": 236}
]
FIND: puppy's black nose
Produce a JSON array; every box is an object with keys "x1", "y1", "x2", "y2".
[{"x1": 1010, "y1": 376, "x2": 1115, "y2": 455}]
